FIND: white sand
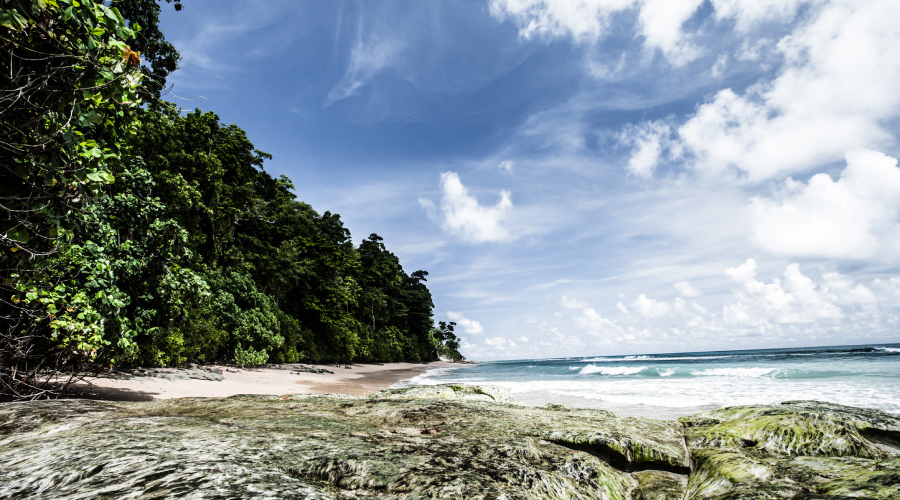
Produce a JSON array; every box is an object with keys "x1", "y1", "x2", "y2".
[{"x1": 62, "y1": 362, "x2": 459, "y2": 401}]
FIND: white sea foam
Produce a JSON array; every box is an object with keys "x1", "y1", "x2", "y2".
[
  {"x1": 693, "y1": 367, "x2": 778, "y2": 378},
  {"x1": 580, "y1": 365, "x2": 646, "y2": 375},
  {"x1": 396, "y1": 347, "x2": 900, "y2": 419}
]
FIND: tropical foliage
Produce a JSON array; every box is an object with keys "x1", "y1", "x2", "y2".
[{"x1": 0, "y1": 0, "x2": 462, "y2": 400}]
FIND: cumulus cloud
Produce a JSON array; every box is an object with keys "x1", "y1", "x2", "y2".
[
  {"x1": 424, "y1": 172, "x2": 514, "y2": 243},
  {"x1": 489, "y1": 0, "x2": 705, "y2": 64},
  {"x1": 724, "y1": 259, "x2": 843, "y2": 324},
  {"x1": 560, "y1": 295, "x2": 589, "y2": 309},
  {"x1": 751, "y1": 150, "x2": 900, "y2": 260},
  {"x1": 489, "y1": 0, "x2": 810, "y2": 66},
  {"x1": 674, "y1": 281, "x2": 702, "y2": 297},
  {"x1": 484, "y1": 336, "x2": 517, "y2": 347},
  {"x1": 326, "y1": 37, "x2": 402, "y2": 105},
  {"x1": 499, "y1": 160, "x2": 515, "y2": 173},
  {"x1": 559, "y1": 296, "x2": 621, "y2": 335},
  {"x1": 675, "y1": 0, "x2": 900, "y2": 181},
  {"x1": 632, "y1": 293, "x2": 671, "y2": 317},
  {"x1": 447, "y1": 311, "x2": 485, "y2": 335},
  {"x1": 579, "y1": 307, "x2": 620, "y2": 334}
]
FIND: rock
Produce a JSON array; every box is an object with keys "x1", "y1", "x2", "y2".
[
  {"x1": 680, "y1": 400, "x2": 900, "y2": 499},
  {"x1": 264, "y1": 363, "x2": 334, "y2": 374},
  {"x1": 0, "y1": 389, "x2": 896, "y2": 499},
  {"x1": 371, "y1": 383, "x2": 517, "y2": 404},
  {"x1": 129, "y1": 366, "x2": 225, "y2": 382},
  {"x1": 631, "y1": 470, "x2": 688, "y2": 500}
]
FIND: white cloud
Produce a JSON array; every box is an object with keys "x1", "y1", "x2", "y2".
[
  {"x1": 417, "y1": 197, "x2": 438, "y2": 222},
  {"x1": 632, "y1": 293, "x2": 671, "y2": 317},
  {"x1": 427, "y1": 172, "x2": 514, "y2": 243},
  {"x1": 326, "y1": 37, "x2": 402, "y2": 105},
  {"x1": 484, "y1": 336, "x2": 517, "y2": 347},
  {"x1": 674, "y1": 281, "x2": 702, "y2": 297},
  {"x1": 636, "y1": 0, "x2": 705, "y2": 66},
  {"x1": 724, "y1": 259, "x2": 843, "y2": 324},
  {"x1": 499, "y1": 160, "x2": 515, "y2": 172},
  {"x1": 751, "y1": 150, "x2": 900, "y2": 260},
  {"x1": 489, "y1": 0, "x2": 809, "y2": 65},
  {"x1": 560, "y1": 295, "x2": 589, "y2": 309},
  {"x1": 519, "y1": 336, "x2": 529, "y2": 342},
  {"x1": 710, "y1": 0, "x2": 813, "y2": 31},
  {"x1": 447, "y1": 311, "x2": 485, "y2": 335},
  {"x1": 675, "y1": 0, "x2": 900, "y2": 181},
  {"x1": 579, "y1": 307, "x2": 620, "y2": 334},
  {"x1": 620, "y1": 121, "x2": 671, "y2": 178},
  {"x1": 710, "y1": 53, "x2": 728, "y2": 77}
]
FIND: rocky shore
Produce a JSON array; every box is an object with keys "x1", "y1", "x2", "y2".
[{"x1": 0, "y1": 384, "x2": 897, "y2": 499}]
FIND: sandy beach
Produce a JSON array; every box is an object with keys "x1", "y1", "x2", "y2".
[{"x1": 61, "y1": 362, "x2": 461, "y2": 402}]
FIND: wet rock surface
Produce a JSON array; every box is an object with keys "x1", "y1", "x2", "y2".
[
  {"x1": 680, "y1": 400, "x2": 900, "y2": 499},
  {"x1": 0, "y1": 386, "x2": 897, "y2": 499},
  {"x1": 264, "y1": 363, "x2": 335, "y2": 375}
]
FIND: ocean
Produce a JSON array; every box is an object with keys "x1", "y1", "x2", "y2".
[{"x1": 399, "y1": 343, "x2": 900, "y2": 420}]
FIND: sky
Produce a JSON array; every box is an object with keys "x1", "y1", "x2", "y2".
[{"x1": 157, "y1": 0, "x2": 900, "y2": 360}]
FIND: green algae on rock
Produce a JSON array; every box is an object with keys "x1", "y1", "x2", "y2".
[
  {"x1": 680, "y1": 401, "x2": 900, "y2": 500},
  {"x1": 0, "y1": 386, "x2": 897, "y2": 499}
]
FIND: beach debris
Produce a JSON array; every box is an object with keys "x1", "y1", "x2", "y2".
[{"x1": 225, "y1": 368, "x2": 241, "y2": 374}]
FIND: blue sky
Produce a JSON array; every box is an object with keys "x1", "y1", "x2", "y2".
[{"x1": 159, "y1": 0, "x2": 900, "y2": 360}]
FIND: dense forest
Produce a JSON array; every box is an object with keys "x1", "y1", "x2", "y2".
[{"x1": 0, "y1": 0, "x2": 462, "y2": 400}]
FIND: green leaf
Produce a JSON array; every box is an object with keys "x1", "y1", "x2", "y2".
[
  {"x1": 6, "y1": 226, "x2": 30, "y2": 243},
  {"x1": 83, "y1": 111, "x2": 102, "y2": 125},
  {"x1": 0, "y1": 8, "x2": 28, "y2": 30}
]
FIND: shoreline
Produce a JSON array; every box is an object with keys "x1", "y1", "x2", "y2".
[{"x1": 61, "y1": 362, "x2": 463, "y2": 402}]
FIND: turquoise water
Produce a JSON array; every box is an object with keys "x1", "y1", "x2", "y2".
[{"x1": 400, "y1": 344, "x2": 900, "y2": 419}]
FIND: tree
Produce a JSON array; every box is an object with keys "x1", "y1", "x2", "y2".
[
  {"x1": 433, "y1": 321, "x2": 464, "y2": 361},
  {"x1": 1, "y1": 0, "x2": 145, "y2": 399}
]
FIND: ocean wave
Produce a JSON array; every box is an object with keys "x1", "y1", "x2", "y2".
[
  {"x1": 573, "y1": 364, "x2": 848, "y2": 380},
  {"x1": 876, "y1": 347, "x2": 900, "y2": 353},
  {"x1": 580, "y1": 355, "x2": 732, "y2": 363},
  {"x1": 580, "y1": 365, "x2": 647, "y2": 376}
]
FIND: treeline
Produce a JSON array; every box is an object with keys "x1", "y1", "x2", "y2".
[{"x1": 0, "y1": 0, "x2": 462, "y2": 399}]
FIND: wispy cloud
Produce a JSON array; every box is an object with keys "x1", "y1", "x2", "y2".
[{"x1": 325, "y1": 33, "x2": 402, "y2": 105}]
